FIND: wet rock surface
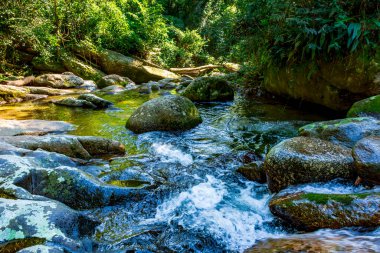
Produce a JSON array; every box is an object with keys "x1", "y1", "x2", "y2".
[
  {"x1": 32, "y1": 73, "x2": 84, "y2": 89},
  {"x1": 126, "y1": 95, "x2": 202, "y2": 133},
  {"x1": 0, "y1": 135, "x2": 125, "y2": 159},
  {"x1": 269, "y1": 191, "x2": 380, "y2": 231},
  {"x1": 353, "y1": 136, "x2": 380, "y2": 184},
  {"x1": 299, "y1": 117, "x2": 380, "y2": 148},
  {"x1": 264, "y1": 137, "x2": 355, "y2": 192},
  {"x1": 0, "y1": 119, "x2": 75, "y2": 136},
  {"x1": 97, "y1": 74, "x2": 135, "y2": 89}
]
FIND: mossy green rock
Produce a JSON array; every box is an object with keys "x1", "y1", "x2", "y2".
[
  {"x1": 264, "y1": 137, "x2": 355, "y2": 192},
  {"x1": 347, "y1": 95, "x2": 380, "y2": 118},
  {"x1": 236, "y1": 162, "x2": 266, "y2": 183},
  {"x1": 299, "y1": 117, "x2": 380, "y2": 148},
  {"x1": 181, "y1": 76, "x2": 234, "y2": 102},
  {"x1": 63, "y1": 56, "x2": 105, "y2": 82},
  {"x1": 353, "y1": 136, "x2": 380, "y2": 184},
  {"x1": 126, "y1": 95, "x2": 202, "y2": 133},
  {"x1": 269, "y1": 192, "x2": 380, "y2": 231}
]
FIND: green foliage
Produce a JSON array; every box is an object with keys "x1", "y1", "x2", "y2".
[{"x1": 0, "y1": 0, "x2": 208, "y2": 72}]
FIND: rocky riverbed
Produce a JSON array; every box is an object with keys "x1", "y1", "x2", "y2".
[{"x1": 0, "y1": 72, "x2": 379, "y2": 252}]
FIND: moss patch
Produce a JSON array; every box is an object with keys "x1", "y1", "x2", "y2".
[
  {"x1": 107, "y1": 179, "x2": 149, "y2": 188},
  {"x1": 303, "y1": 192, "x2": 376, "y2": 205},
  {"x1": 0, "y1": 237, "x2": 46, "y2": 253}
]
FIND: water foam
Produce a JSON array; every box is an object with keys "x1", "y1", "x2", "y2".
[
  {"x1": 155, "y1": 176, "x2": 279, "y2": 252},
  {"x1": 152, "y1": 143, "x2": 193, "y2": 166}
]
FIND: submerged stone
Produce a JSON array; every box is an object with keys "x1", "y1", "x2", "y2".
[
  {"x1": 299, "y1": 117, "x2": 380, "y2": 148},
  {"x1": 77, "y1": 94, "x2": 113, "y2": 109},
  {"x1": 269, "y1": 192, "x2": 380, "y2": 231},
  {"x1": 54, "y1": 97, "x2": 97, "y2": 109},
  {"x1": 126, "y1": 95, "x2": 202, "y2": 133},
  {"x1": 353, "y1": 136, "x2": 380, "y2": 184},
  {"x1": 264, "y1": 137, "x2": 355, "y2": 192}
]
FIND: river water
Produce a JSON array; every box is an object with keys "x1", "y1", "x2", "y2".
[{"x1": 1, "y1": 91, "x2": 379, "y2": 252}]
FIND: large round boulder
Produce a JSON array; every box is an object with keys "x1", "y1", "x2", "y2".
[
  {"x1": 353, "y1": 136, "x2": 380, "y2": 184},
  {"x1": 347, "y1": 95, "x2": 380, "y2": 118},
  {"x1": 299, "y1": 117, "x2": 380, "y2": 148},
  {"x1": 126, "y1": 95, "x2": 202, "y2": 133},
  {"x1": 181, "y1": 76, "x2": 234, "y2": 102},
  {"x1": 264, "y1": 137, "x2": 355, "y2": 192},
  {"x1": 269, "y1": 191, "x2": 380, "y2": 231}
]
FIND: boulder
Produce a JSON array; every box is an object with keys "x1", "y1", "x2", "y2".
[
  {"x1": 299, "y1": 117, "x2": 380, "y2": 148},
  {"x1": 15, "y1": 165, "x2": 147, "y2": 210},
  {"x1": 263, "y1": 52, "x2": 380, "y2": 111},
  {"x1": 28, "y1": 86, "x2": 75, "y2": 96},
  {"x1": 97, "y1": 74, "x2": 135, "y2": 89},
  {"x1": 32, "y1": 73, "x2": 83, "y2": 89},
  {"x1": 0, "y1": 85, "x2": 29, "y2": 104},
  {"x1": 246, "y1": 233, "x2": 380, "y2": 252},
  {"x1": 0, "y1": 198, "x2": 98, "y2": 251},
  {"x1": 0, "y1": 120, "x2": 75, "y2": 136},
  {"x1": 54, "y1": 97, "x2": 97, "y2": 109},
  {"x1": 79, "y1": 80, "x2": 97, "y2": 91},
  {"x1": 77, "y1": 94, "x2": 113, "y2": 109},
  {"x1": 126, "y1": 95, "x2": 202, "y2": 133},
  {"x1": 0, "y1": 135, "x2": 125, "y2": 159},
  {"x1": 74, "y1": 43, "x2": 179, "y2": 83},
  {"x1": 62, "y1": 55, "x2": 105, "y2": 82},
  {"x1": 269, "y1": 192, "x2": 380, "y2": 231},
  {"x1": 264, "y1": 137, "x2": 355, "y2": 192},
  {"x1": 347, "y1": 95, "x2": 380, "y2": 118},
  {"x1": 99, "y1": 85, "x2": 126, "y2": 94},
  {"x1": 32, "y1": 58, "x2": 66, "y2": 73},
  {"x1": 181, "y1": 76, "x2": 234, "y2": 102},
  {"x1": 236, "y1": 162, "x2": 266, "y2": 183},
  {"x1": 353, "y1": 136, "x2": 380, "y2": 184}
]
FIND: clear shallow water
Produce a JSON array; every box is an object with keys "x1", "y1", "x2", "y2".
[{"x1": 1, "y1": 91, "x2": 379, "y2": 252}]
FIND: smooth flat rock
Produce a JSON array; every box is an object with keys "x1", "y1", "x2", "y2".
[{"x1": 0, "y1": 120, "x2": 75, "y2": 136}]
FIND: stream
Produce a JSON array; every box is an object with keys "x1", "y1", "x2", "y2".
[{"x1": 1, "y1": 90, "x2": 379, "y2": 252}]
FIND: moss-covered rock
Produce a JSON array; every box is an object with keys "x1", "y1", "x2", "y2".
[
  {"x1": 269, "y1": 192, "x2": 380, "y2": 231},
  {"x1": 54, "y1": 97, "x2": 97, "y2": 109},
  {"x1": 263, "y1": 52, "x2": 380, "y2": 111},
  {"x1": 299, "y1": 117, "x2": 380, "y2": 148},
  {"x1": 181, "y1": 76, "x2": 234, "y2": 102},
  {"x1": 126, "y1": 95, "x2": 202, "y2": 133},
  {"x1": 97, "y1": 74, "x2": 135, "y2": 89},
  {"x1": 77, "y1": 94, "x2": 113, "y2": 109},
  {"x1": 74, "y1": 43, "x2": 178, "y2": 83},
  {"x1": 62, "y1": 56, "x2": 105, "y2": 82},
  {"x1": 32, "y1": 58, "x2": 66, "y2": 73},
  {"x1": 347, "y1": 95, "x2": 380, "y2": 118},
  {"x1": 264, "y1": 137, "x2": 355, "y2": 192},
  {"x1": 353, "y1": 136, "x2": 380, "y2": 184}
]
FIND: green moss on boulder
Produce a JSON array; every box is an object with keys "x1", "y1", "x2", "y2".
[
  {"x1": 269, "y1": 192, "x2": 380, "y2": 231},
  {"x1": 126, "y1": 95, "x2": 202, "y2": 133},
  {"x1": 181, "y1": 76, "x2": 234, "y2": 102},
  {"x1": 347, "y1": 95, "x2": 380, "y2": 118}
]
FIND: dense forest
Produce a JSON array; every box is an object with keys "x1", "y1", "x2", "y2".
[{"x1": 1, "y1": 0, "x2": 379, "y2": 74}]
